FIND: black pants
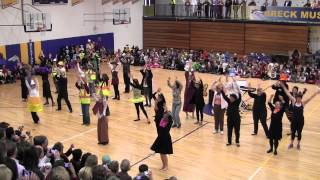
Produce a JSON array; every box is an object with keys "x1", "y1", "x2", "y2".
[
  {"x1": 253, "y1": 109, "x2": 268, "y2": 137},
  {"x1": 205, "y1": 8, "x2": 209, "y2": 18},
  {"x1": 210, "y1": 6, "x2": 214, "y2": 18},
  {"x1": 227, "y1": 116, "x2": 241, "y2": 144},
  {"x1": 143, "y1": 87, "x2": 152, "y2": 106},
  {"x1": 171, "y1": 4, "x2": 175, "y2": 16},
  {"x1": 57, "y1": 91, "x2": 72, "y2": 112},
  {"x1": 225, "y1": 7, "x2": 231, "y2": 18},
  {"x1": 123, "y1": 73, "x2": 130, "y2": 93},
  {"x1": 31, "y1": 112, "x2": 39, "y2": 123},
  {"x1": 291, "y1": 121, "x2": 304, "y2": 141},
  {"x1": 134, "y1": 102, "x2": 148, "y2": 119},
  {"x1": 269, "y1": 138, "x2": 279, "y2": 151},
  {"x1": 113, "y1": 84, "x2": 120, "y2": 99},
  {"x1": 196, "y1": 104, "x2": 204, "y2": 122}
]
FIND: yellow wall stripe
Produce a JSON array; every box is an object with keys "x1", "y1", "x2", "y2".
[
  {"x1": 34, "y1": 41, "x2": 42, "y2": 64},
  {"x1": 20, "y1": 43, "x2": 29, "y2": 64},
  {"x1": 0, "y1": 45, "x2": 6, "y2": 59}
]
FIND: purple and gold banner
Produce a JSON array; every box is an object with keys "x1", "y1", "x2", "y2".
[{"x1": 249, "y1": 6, "x2": 320, "y2": 23}]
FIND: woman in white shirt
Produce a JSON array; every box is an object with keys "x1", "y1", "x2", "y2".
[{"x1": 26, "y1": 78, "x2": 43, "y2": 124}]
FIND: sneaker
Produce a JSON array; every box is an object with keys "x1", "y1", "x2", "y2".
[
  {"x1": 134, "y1": 119, "x2": 140, "y2": 121},
  {"x1": 212, "y1": 130, "x2": 219, "y2": 134},
  {"x1": 288, "y1": 144, "x2": 293, "y2": 149},
  {"x1": 226, "y1": 143, "x2": 232, "y2": 146},
  {"x1": 220, "y1": 131, "x2": 224, "y2": 135},
  {"x1": 236, "y1": 143, "x2": 240, "y2": 147},
  {"x1": 251, "y1": 133, "x2": 257, "y2": 136},
  {"x1": 194, "y1": 121, "x2": 199, "y2": 125},
  {"x1": 297, "y1": 144, "x2": 301, "y2": 150}
]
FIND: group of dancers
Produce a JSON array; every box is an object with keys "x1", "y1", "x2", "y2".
[{"x1": 18, "y1": 55, "x2": 319, "y2": 172}]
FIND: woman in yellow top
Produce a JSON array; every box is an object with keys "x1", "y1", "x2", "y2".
[{"x1": 26, "y1": 78, "x2": 43, "y2": 124}]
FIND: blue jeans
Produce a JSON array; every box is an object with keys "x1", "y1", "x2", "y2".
[
  {"x1": 81, "y1": 104, "x2": 90, "y2": 124},
  {"x1": 172, "y1": 102, "x2": 182, "y2": 127}
]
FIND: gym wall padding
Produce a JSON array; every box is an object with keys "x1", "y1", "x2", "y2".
[
  {"x1": 0, "y1": 46, "x2": 6, "y2": 59},
  {"x1": 2, "y1": 32, "x2": 114, "y2": 64},
  {"x1": 19, "y1": 43, "x2": 29, "y2": 64}
]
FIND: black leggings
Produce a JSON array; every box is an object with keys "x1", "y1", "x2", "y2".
[
  {"x1": 269, "y1": 138, "x2": 279, "y2": 151},
  {"x1": 196, "y1": 105, "x2": 204, "y2": 122},
  {"x1": 134, "y1": 102, "x2": 148, "y2": 119},
  {"x1": 291, "y1": 121, "x2": 304, "y2": 141},
  {"x1": 113, "y1": 84, "x2": 120, "y2": 99},
  {"x1": 31, "y1": 112, "x2": 39, "y2": 123}
]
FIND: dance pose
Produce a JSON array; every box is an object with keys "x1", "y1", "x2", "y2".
[
  {"x1": 248, "y1": 87, "x2": 268, "y2": 137},
  {"x1": 93, "y1": 92, "x2": 109, "y2": 145},
  {"x1": 40, "y1": 66, "x2": 55, "y2": 106},
  {"x1": 211, "y1": 78, "x2": 228, "y2": 134},
  {"x1": 129, "y1": 76, "x2": 150, "y2": 123},
  {"x1": 109, "y1": 61, "x2": 120, "y2": 100},
  {"x1": 121, "y1": 53, "x2": 132, "y2": 93},
  {"x1": 87, "y1": 66, "x2": 97, "y2": 96},
  {"x1": 183, "y1": 63, "x2": 196, "y2": 119},
  {"x1": 76, "y1": 77, "x2": 91, "y2": 125},
  {"x1": 267, "y1": 94, "x2": 286, "y2": 155},
  {"x1": 56, "y1": 61, "x2": 73, "y2": 113},
  {"x1": 25, "y1": 78, "x2": 43, "y2": 124},
  {"x1": 191, "y1": 80, "x2": 205, "y2": 125},
  {"x1": 140, "y1": 65, "x2": 153, "y2": 107},
  {"x1": 97, "y1": 73, "x2": 111, "y2": 116},
  {"x1": 221, "y1": 78, "x2": 241, "y2": 146},
  {"x1": 151, "y1": 89, "x2": 173, "y2": 171},
  {"x1": 281, "y1": 83, "x2": 307, "y2": 150},
  {"x1": 18, "y1": 64, "x2": 29, "y2": 102},
  {"x1": 167, "y1": 77, "x2": 183, "y2": 128}
]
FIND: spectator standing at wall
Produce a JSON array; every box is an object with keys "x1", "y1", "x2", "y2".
[
  {"x1": 232, "y1": 0, "x2": 240, "y2": 19},
  {"x1": 185, "y1": 0, "x2": 192, "y2": 16},
  {"x1": 240, "y1": 0, "x2": 247, "y2": 19},
  {"x1": 170, "y1": 0, "x2": 176, "y2": 16},
  {"x1": 225, "y1": 0, "x2": 232, "y2": 18},
  {"x1": 197, "y1": 0, "x2": 203, "y2": 17},
  {"x1": 204, "y1": 0, "x2": 211, "y2": 18},
  {"x1": 210, "y1": 0, "x2": 215, "y2": 18}
]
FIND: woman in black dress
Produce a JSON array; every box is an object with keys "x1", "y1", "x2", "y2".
[
  {"x1": 267, "y1": 94, "x2": 286, "y2": 155},
  {"x1": 281, "y1": 83, "x2": 308, "y2": 150},
  {"x1": 151, "y1": 89, "x2": 173, "y2": 171},
  {"x1": 40, "y1": 66, "x2": 55, "y2": 106},
  {"x1": 191, "y1": 79, "x2": 205, "y2": 125}
]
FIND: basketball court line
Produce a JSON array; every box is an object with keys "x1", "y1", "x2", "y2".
[{"x1": 247, "y1": 91, "x2": 319, "y2": 180}]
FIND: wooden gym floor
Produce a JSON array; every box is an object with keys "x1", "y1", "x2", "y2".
[{"x1": 0, "y1": 64, "x2": 319, "y2": 180}]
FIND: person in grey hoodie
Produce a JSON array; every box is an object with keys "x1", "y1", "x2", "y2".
[{"x1": 167, "y1": 77, "x2": 183, "y2": 128}]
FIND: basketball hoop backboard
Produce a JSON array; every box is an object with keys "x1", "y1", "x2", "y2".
[{"x1": 24, "y1": 13, "x2": 52, "y2": 32}]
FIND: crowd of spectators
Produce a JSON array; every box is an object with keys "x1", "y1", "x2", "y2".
[
  {"x1": 164, "y1": 0, "x2": 320, "y2": 19},
  {"x1": 128, "y1": 48, "x2": 320, "y2": 84},
  {"x1": 0, "y1": 122, "x2": 181, "y2": 180}
]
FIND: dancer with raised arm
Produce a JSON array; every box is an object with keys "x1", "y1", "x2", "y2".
[
  {"x1": 267, "y1": 94, "x2": 286, "y2": 155},
  {"x1": 280, "y1": 82, "x2": 308, "y2": 150},
  {"x1": 167, "y1": 77, "x2": 183, "y2": 128},
  {"x1": 221, "y1": 77, "x2": 242, "y2": 146},
  {"x1": 191, "y1": 79, "x2": 205, "y2": 125},
  {"x1": 129, "y1": 75, "x2": 150, "y2": 123},
  {"x1": 151, "y1": 89, "x2": 173, "y2": 171},
  {"x1": 26, "y1": 78, "x2": 43, "y2": 124},
  {"x1": 248, "y1": 85, "x2": 268, "y2": 137},
  {"x1": 183, "y1": 61, "x2": 196, "y2": 119},
  {"x1": 140, "y1": 65, "x2": 153, "y2": 107}
]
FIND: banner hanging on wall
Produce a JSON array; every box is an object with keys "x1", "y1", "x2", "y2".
[{"x1": 249, "y1": 6, "x2": 320, "y2": 23}]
